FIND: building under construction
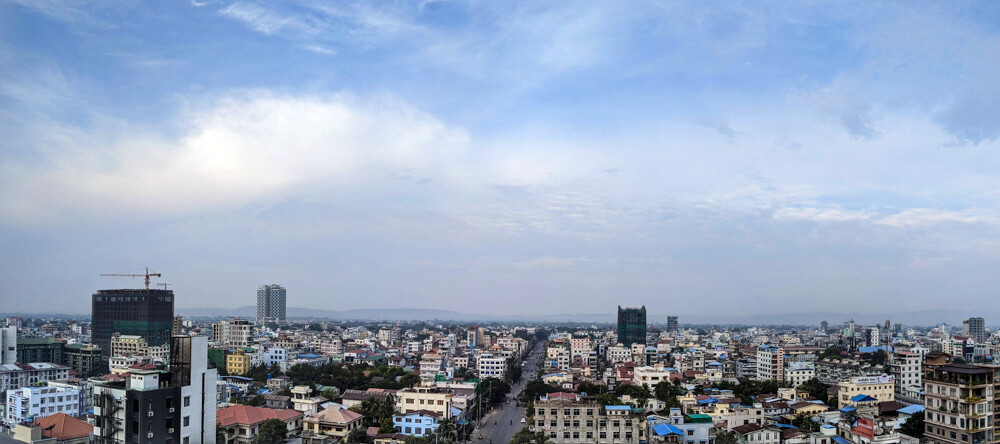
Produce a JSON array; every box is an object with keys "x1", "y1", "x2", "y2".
[{"x1": 91, "y1": 289, "x2": 174, "y2": 357}]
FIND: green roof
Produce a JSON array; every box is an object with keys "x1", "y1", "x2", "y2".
[{"x1": 686, "y1": 414, "x2": 713, "y2": 423}]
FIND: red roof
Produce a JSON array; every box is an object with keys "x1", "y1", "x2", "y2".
[
  {"x1": 34, "y1": 413, "x2": 93, "y2": 440},
  {"x1": 546, "y1": 392, "x2": 579, "y2": 401},
  {"x1": 217, "y1": 405, "x2": 303, "y2": 427}
]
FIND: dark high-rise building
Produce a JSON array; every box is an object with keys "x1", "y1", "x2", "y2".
[
  {"x1": 667, "y1": 315, "x2": 679, "y2": 332},
  {"x1": 256, "y1": 284, "x2": 286, "y2": 323},
  {"x1": 820, "y1": 320, "x2": 829, "y2": 332},
  {"x1": 91, "y1": 289, "x2": 174, "y2": 357},
  {"x1": 617, "y1": 306, "x2": 647, "y2": 347}
]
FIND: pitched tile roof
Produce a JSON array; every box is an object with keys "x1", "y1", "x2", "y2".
[
  {"x1": 34, "y1": 413, "x2": 93, "y2": 440},
  {"x1": 217, "y1": 405, "x2": 303, "y2": 428},
  {"x1": 306, "y1": 405, "x2": 363, "y2": 425}
]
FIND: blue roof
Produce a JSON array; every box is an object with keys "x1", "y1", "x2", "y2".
[
  {"x1": 542, "y1": 373, "x2": 563, "y2": 378},
  {"x1": 898, "y1": 405, "x2": 925, "y2": 415},
  {"x1": 840, "y1": 406, "x2": 857, "y2": 413},
  {"x1": 850, "y1": 394, "x2": 877, "y2": 402},
  {"x1": 653, "y1": 424, "x2": 684, "y2": 436},
  {"x1": 833, "y1": 436, "x2": 851, "y2": 444},
  {"x1": 697, "y1": 397, "x2": 719, "y2": 405},
  {"x1": 605, "y1": 405, "x2": 631, "y2": 411},
  {"x1": 298, "y1": 353, "x2": 321, "y2": 358},
  {"x1": 821, "y1": 425, "x2": 835, "y2": 429},
  {"x1": 773, "y1": 424, "x2": 796, "y2": 429},
  {"x1": 223, "y1": 375, "x2": 253, "y2": 381}
]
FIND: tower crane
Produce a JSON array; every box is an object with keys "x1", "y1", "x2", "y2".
[{"x1": 100, "y1": 267, "x2": 162, "y2": 289}]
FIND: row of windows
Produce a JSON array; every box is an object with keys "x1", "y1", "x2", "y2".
[{"x1": 548, "y1": 431, "x2": 633, "y2": 439}]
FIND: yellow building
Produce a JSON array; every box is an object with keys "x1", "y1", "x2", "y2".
[
  {"x1": 838, "y1": 374, "x2": 895, "y2": 407},
  {"x1": 226, "y1": 349, "x2": 250, "y2": 376}
]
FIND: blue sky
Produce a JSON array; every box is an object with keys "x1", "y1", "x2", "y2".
[{"x1": 2, "y1": 1, "x2": 999, "y2": 318}]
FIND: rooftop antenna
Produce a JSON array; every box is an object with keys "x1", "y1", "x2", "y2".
[
  {"x1": 157, "y1": 283, "x2": 172, "y2": 290},
  {"x1": 100, "y1": 267, "x2": 162, "y2": 289}
]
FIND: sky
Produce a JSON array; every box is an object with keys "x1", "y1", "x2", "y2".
[{"x1": 1, "y1": 1, "x2": 999, "y2": 318}]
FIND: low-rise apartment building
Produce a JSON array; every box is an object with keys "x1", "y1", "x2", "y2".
[
  {"x1": 532, "y1": 393, "x2": 646, "y2": 443},
  {"x1": 5, "y1": 385, "x2": 81, "y2": 424}
]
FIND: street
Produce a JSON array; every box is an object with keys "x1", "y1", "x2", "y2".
[{"x1": 470, "y1": 341, "x2": 545, "y2": 444}]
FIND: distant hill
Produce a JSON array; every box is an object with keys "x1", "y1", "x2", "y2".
[{"x1": 175, "y1": 306, "x2": 989, "y2": 327}]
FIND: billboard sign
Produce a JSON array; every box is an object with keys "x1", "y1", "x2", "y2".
[
  {"x1": 856, "y1": 374, "x2": 894, "y2": 385},
  {"x1": 852, "y1": 417, "x2": 875, "y2": 439}
]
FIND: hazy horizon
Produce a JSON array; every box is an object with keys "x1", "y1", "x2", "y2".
[{"x1": 2, "y1": 2, "x2": 999, "y2": 317}]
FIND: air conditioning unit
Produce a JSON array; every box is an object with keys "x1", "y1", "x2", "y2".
[
  {"x1": 168, "y1": 428, "x2": 175, "y2": 433},
  {"x1": 147, "y1": 432, "x2": 154, "y2": 438},
  {"x1": 168, "y1": 407, "x2": 175, "y2": 413},
  {"x1": 147, "y1": 411, "x2": 154, "y2": 417}
]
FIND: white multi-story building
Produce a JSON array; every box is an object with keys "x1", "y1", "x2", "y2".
[
  {"x1": 212, "y1": 318, "x2": 254, "y2": 348},
  {"x1": 267, "y1": 347, "x2": 288, "y2": 367},
  {"x1": 320, "y1": 339, "x2": 343, "y2": 355},
  {"x1": 0, "y1": 363, "x2": 70, "y2": 392},
  {"x1": 756, "y1": 346, "x2": 784, "y2": 382},
  {"x1": 784, "y1": 361, "x2": 815, "y2": 387},
  {"x1": 5, "y1": 385, "x2": 80, "y2": 424},
  {"x1": 419, "y1": 353, "x2": 445, "y2": 381},
  {"x1": 633, "y1": 366, "x2": 672, "y2": 388},
  {"x1": 0, "y1": 327, "x2": 16, "y2": 365},
  {"x1": 406, "y1": 341, "x2": 423, "y2": 355},
  {"x1": 477, "y1": 353, "x2": 507, "y2": 379},
  {"x1": 889, "y1": 351, "x2": 922, "y2": 397},
  {"x1": 606, "y1": 345, "x2": 631, "y2": 365}
]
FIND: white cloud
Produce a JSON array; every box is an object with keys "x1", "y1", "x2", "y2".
[
  {"x1": 875, "y1": 209, "x2": 1000, "y2": 228},
  {"x1": 0, "y1": 92, "x2": 469, "y2": 225},
  {"x1": 219, "y1": 2, "x2": 320, "y2": 37}
]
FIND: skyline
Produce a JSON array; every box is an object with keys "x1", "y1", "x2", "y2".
[{"x1": 3, "y1": 1, "x2": 1000, "y2": 316}]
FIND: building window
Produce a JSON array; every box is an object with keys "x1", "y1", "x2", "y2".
[
  {"x1": 183, "y1": 416, "x2": 190, "y2": 427},
  {"x1": 183, "y1": 396, "x2": 190, "y2": 407}
]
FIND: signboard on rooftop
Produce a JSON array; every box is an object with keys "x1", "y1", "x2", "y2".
[
  {"x1": 852, "y1": 417, "x2": 875, "y2": 440},
  {"x1": 855, "y1": 374, "x2": 894, "y2": 385}
]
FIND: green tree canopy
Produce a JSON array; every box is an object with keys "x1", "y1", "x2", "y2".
[
  {"x1": 252, "y1": 418, "x2": 287, "y2": 444},
  {"x1": 716, "y1": 431, "x2": 738, "y2": 444},
  {"x1": 900, "y1": 411, "x2": 924, "y2": 438}
]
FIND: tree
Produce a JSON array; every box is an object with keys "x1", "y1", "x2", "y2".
[
  {"x1": 820, "y1": 346, "x2": 844, "y2": 360},
  {"x1": 347, "y1": 427, "x2": 371, "y2": 443},
  {"x1": 654, "y1": 380, "x2": 683, "y2": 401},
  {"x1": 595, "y1": 392, "x2": 622, "y2": 406},
  {"x1": 616, "y1": 384, "x2": 650, "y2": 410},
  {"x1": 869, "y1": 350, "x2": 888, "y2": 366},
  {"x1": 791, "y1": 412, "x2": 819, "y2": 432},
  {"x1": 252, "y1": 418, "x2": 287, "y2": 444},
  {"x1": 322, "y1": 387, "x2": 340, "y2": 401},
  {"x1": 379, "y1": 417, "x2": 396, "y2": 434},
  {"x1": 900, "y1": 411, "x2": 924, "y2": 438},
  {"x1": 716, "y1": 431, "x2": 738, "y2": 444},
  {"x1": 480, "y1": 378, "x2": 512, "y2": 405},
  {"x1": 399, "y1": 373, "x2": 421, "y2": 388},
  {"x1": 577, "y1": 382, "x2": 606, "y2": 396},
  {"x1": 510, "y1": 427, "x2": 550, "y2": 444},
  {"x1": 797, "y1": 378, "x2": 830, "y2": 404},
  {"x1": 522, "y1": 379, "x2": 557, "y2": 401},
  {"x1": 436, "y1": 418, "x2": 456, "y2": 440},
  {"x1": 216, "y1": 425, "x2": 227, "y2": 443}
]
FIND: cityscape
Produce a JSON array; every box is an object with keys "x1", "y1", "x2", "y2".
[
  {"x1": 1, "y1": 280, "x2": 996, "y2": 444},
  {"x1": 3, "y1": 1, "x2": 1000, "y2": 444}
]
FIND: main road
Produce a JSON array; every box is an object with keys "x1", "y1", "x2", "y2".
[{"x1": 469, "y1": 341, "x2": 546, "y2": 444}]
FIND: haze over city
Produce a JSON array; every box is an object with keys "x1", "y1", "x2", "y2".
[{"x1": 3, "y1": 1, "x2": 1000, "y2": 318}]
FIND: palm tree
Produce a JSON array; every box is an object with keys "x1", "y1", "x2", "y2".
[{"x1": 436, "y1": 418, "x2": 456, "y2": 439}]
